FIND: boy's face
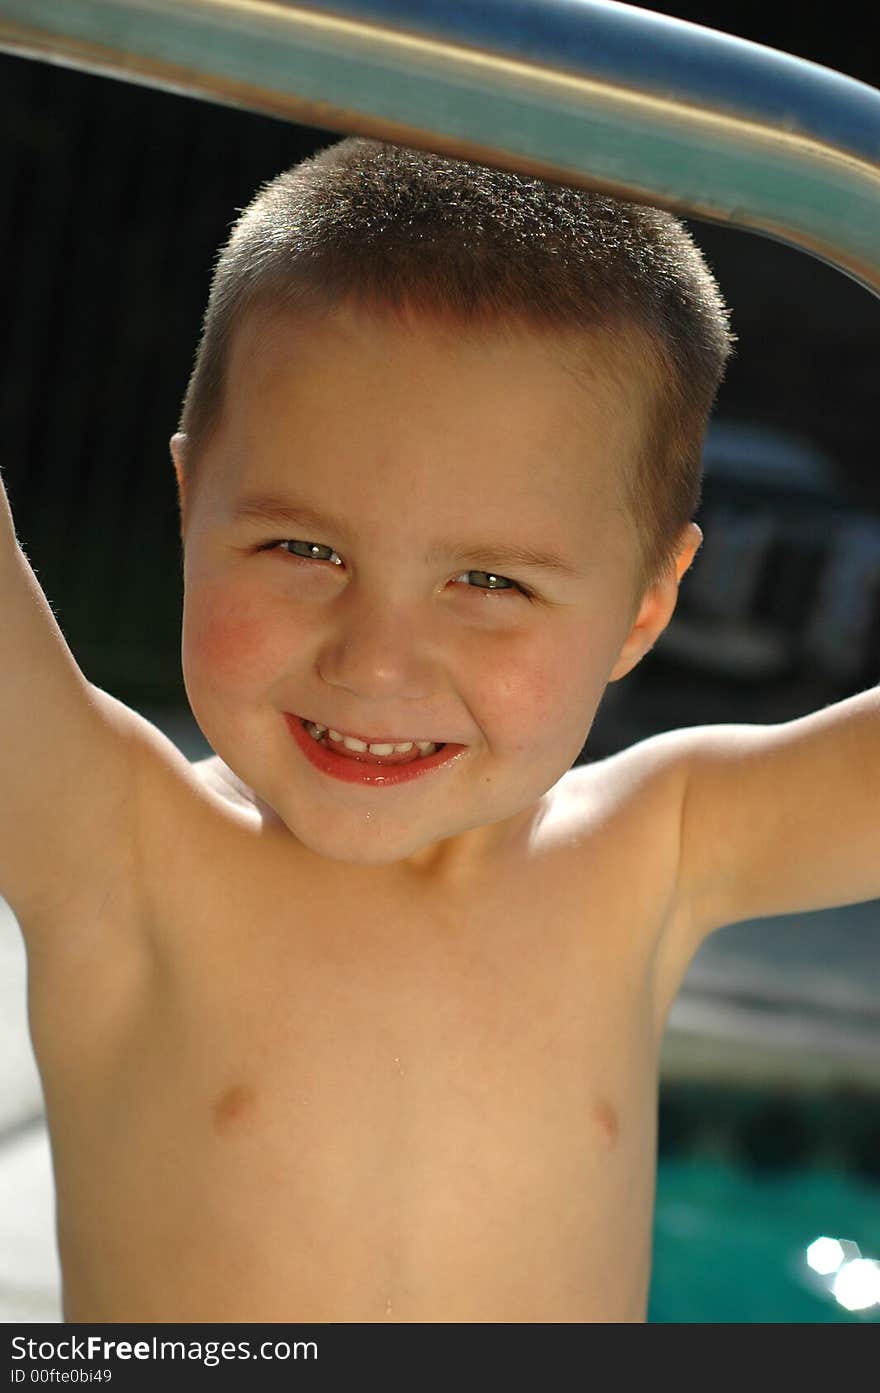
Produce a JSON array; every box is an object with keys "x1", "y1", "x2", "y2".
[{"x1": 172, "y1": 300, "x2": 698, "y2": 883}]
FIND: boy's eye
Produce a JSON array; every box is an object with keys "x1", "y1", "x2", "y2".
[
  {"x1": 276, "y1": 539, "x2": 343, "y2": 567},
  {"x1": 458, "y1": 569, "x2": 522, "y2": 596},
  {"x1": 262, "y1": 540, "x2": 531, "y2": 598}
]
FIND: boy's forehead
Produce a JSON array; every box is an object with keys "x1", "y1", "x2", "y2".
[
  {"x1": 215, "y1": 299, "x2": 647, "y2": 536},
  {"x1": 227, "y1": 298, "x2": 643, "y2": 428}
]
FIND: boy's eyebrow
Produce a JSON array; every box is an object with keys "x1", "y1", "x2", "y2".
[{"x1": 229, "y1": 493, "x2": 585, "y2": 578}]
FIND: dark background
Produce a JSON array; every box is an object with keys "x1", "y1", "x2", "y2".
[{"x1": 1, "y1": 1, "x2": 877, "y2": 714}]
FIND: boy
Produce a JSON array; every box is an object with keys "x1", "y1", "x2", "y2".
[{"x1": 1, "y1": 136, "x2": 877, "y2": 1323}]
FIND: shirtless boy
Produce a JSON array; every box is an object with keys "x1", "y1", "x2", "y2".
[{"x1": 2, "y1": 136, "x2": 877, "y2": 1323}]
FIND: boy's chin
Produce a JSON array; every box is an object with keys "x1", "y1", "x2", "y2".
[
  {"x1": 299, "y1": 831, "x2": 398, "y2": 866},
  {"x1": 274, "y1": 810, "x2": 437, "y2": 869}
]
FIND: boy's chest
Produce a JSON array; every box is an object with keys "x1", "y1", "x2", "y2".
[
  {"x1": 76, "y1": 758, "x2": 676, "y2": 1177},
  {"x1": 144, "y1": 879, "x2": 659, "y2": 1114},
  {"x1": 128, "y1": 794, "x2": 662, "y2": 1185},
  {"x1": 39, "y1": 765, "x2": 675, "y2": 1318}
]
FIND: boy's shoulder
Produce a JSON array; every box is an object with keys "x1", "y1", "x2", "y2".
[
  {"x1": 569, "y1": 738, "x2": 690, "y2": 896},
  {"x1": 554, "y1": 733, "x2": 692, "y2": 847}
]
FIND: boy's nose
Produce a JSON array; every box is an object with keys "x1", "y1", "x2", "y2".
[{"x1": 315, "y1": 605, "x2": 441, "y2": 704}]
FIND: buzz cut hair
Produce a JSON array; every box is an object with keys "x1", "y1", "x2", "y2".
[{"x1": 177, "y1": 136, "x2": 735, "y2": 595}]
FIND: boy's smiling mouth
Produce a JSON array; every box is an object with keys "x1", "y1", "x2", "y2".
[
  {"x1": 286, "y1": 713, "x2": 465, "y2": 785},
  {"x1": 296, "y1": 714, "x2": 447, "y2": 764}
]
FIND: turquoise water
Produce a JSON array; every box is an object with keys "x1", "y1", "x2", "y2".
[{"x1": 649, "y1": 1155, "x2": 880, "y2": 1322}]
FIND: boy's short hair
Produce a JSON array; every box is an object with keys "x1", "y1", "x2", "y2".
[{"x1": 177, "y1": 136, "x2": 735, "y2": 595}]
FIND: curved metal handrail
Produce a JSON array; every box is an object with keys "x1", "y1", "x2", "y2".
[{"x1": 0, "y1": 0, "x2": 878, "y2": 294}]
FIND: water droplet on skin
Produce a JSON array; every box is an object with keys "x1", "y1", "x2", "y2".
[{"x1": 393, "y1": 1056, "x2": 405, "y2": 1077}]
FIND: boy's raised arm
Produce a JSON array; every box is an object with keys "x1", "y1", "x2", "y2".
[
  {"x1": 671, "y1": 687, "x2": 880, "y2": 952},
  {"x1": 0, "y1": 468, "x2": 141, "y2": 937}
]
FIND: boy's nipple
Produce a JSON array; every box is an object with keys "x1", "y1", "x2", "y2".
[
  {"x1": 212, "y1": 1082, "x2": 259, "y2": 1133},
  {"x1": 591, "y1": 1096, "x2": 619, "y2": 1148}
]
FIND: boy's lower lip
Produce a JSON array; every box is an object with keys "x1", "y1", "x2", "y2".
[{"x1": 284, "y1": 713, "x2": 467, "y2": 786}]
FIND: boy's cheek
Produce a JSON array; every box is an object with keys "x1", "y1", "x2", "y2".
[
  {"x1": 484, "y1": 640, "x2": 594, "y2": 752},
  {"x1": 510, "y1": 629, "x2": 621, "y2": 757},
  {"x1": 182, "y1": 587, "x2": 294, "y2": 692}
]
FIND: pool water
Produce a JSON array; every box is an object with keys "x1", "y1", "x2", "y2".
[{"x1": 650, "y1": 1139, "x2": 880, "y2": 1321}]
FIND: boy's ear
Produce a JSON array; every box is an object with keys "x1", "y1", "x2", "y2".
[
  {"x1": 608, "y1": 522, "x2": 703, "y2": 683},
  {"x1": 170, "y1": 432, "x2": 189, "y2": 518},
  {"x1": 170, "y1": 433, "x2": 190, "y2": 543},
  {"x1": 170, "y1": 432, "x2": 187, "y2": 496}
]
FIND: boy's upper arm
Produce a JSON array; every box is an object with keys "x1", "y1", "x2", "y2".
[
  {"x1": 0, "y1": 543, "x2": 141, "y2": 935},
  {"x1": 675, "y1": 689, "x2": 880, "y2": 949}
]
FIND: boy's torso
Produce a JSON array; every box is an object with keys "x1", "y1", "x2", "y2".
[{"x1": 24, "y1": 725, "x2": 692, "y2": 1323}]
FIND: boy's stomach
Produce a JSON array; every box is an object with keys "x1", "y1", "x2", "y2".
[{"x1": 55, "y1": 1112, "x2": 658, "y2": 1322}]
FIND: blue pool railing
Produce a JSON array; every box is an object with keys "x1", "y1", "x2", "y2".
[{"x1": 0, "y1": 0, "x2": 878, "y2": 296}]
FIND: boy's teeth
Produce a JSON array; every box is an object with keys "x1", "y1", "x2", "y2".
[
  {"x1": 302, "y1": 720, "x2": 440, "y2": 760},
  {"x1": 329, "y1": 729, "x2": 417, "y2": 754}
]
